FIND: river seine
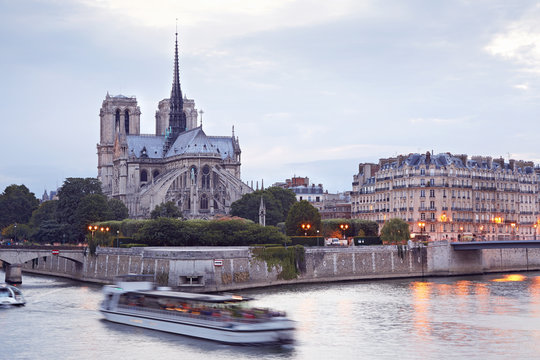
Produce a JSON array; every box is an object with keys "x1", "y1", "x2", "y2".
[{"x1": 2, "y1": 271, "x2": 540, "y2": 360}]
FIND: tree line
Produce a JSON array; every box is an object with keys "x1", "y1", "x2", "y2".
[{"x1": 1, "y1": 178, "x2": 411, "y2": 246}]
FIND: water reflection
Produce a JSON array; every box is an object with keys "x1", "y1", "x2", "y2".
[{"x1": 491, "y1": 274, "x2": 527, "y2": 282}]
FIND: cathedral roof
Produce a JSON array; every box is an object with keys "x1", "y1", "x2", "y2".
[
  {"x1": 164, "y1": 126, "x2": 236, "y2": 160},
  {"x1": 127, "y1": 135, "x2": 166, "y2": 159}
]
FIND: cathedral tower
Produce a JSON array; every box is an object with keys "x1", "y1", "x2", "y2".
[{"x1": 97, "y1": 94, "x2": 141, "y2": 195}]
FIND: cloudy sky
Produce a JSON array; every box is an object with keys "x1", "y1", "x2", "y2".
[{"x1": 1, "y1": 0, "x2": 540, "y2": 196}]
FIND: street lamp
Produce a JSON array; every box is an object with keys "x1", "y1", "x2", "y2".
[
  {"x1": 417, "y1": 221, "x2": 426, "y2": 239},
  {"x1": 510, "y1": 222, "x2": 516, "y2": 240},
  {"x1": 117, "y1": 230, "x2": 120, "y2": 248},
  {"x1": 339, "y1": 223, "x2": 349, "y2": 239},
  {"x1": 301, "y1": 223, "x2": 311, "y2": 236},
  {"x1": 88, "y1": 225, "x2": 98, "y2": 241}
]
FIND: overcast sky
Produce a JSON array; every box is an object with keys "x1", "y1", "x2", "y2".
[{"x1": 1, "y1": 0, "x2": 540, "y2": 197}]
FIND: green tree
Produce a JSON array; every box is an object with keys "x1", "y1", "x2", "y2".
[
  {"x1": 150, "y1": 201, "x2": 183, "y2": 219},
  {"x1": 108, "y1": 198, "x2": 129, "y2": 220},
  {"x1": 285, "y1": 200, "x2": 321, "y2": 236},
  {"x1": 56, "y1": 178, "x2": 103, "y2": 226},
  {"x1": 32, "y1": 220, "x2": 67, "y2": 244},
  {"x1": 0, "y1": 184, "x2": 39, "y2": 229},
  {"x1": 230, "y1": 187, "x2": 296, "y2": 226},
  {"x1": 29, "y1": 200, "x2": 58, "y2": 230},
  {"x1": 56, "y1": 178, "x2": 103, "y2": 243},
  {"x1": 380, "y1": 218, "x2": 410, "y2": 244},
  {"x1": 74, "y1": 194, "x2": 110, "y2": 231},
  {"x1": 1, "y1": 223, "x2": 31, "y2": 242}
]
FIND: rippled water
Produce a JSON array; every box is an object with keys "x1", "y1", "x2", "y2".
[{"x1": 1, "y1": 271, "x2": 540, "y2": 359}]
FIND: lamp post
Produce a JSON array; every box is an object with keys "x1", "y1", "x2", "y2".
[
  {"x1": 88, "y1": 225, "x2": 98, "y2": 242},
  {"x1": 316, "y1": 229, "x2": 320, "y2": 246},
  {"x1": 117, "y1": 230, "x2": 120, "y2": 248},
  {"x1": 418, "y1": 221, "x2": 425, "y2": 240},
  {"x1": 301, "y1": 223, "x2": 311, "y2": 236},
  {"x1": 510, "y1": 222, "x2": 516, "y2": 240},
  {"x1": 339, "y1": 223, "x2": 349, "y2": 240}
]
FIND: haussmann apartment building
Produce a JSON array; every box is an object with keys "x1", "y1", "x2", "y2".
[{"x1": 351, "y1": 152, "x2": 540, "y2": 241}]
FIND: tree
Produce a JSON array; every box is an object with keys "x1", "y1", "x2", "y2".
[
  {"x1": 56, "y1": 178, "x2": 103, "y2": 226},
  {"x1": 230, "y1": 187, "x2": 297, "y2": 226},
  {"x1": 0, "y1": 184, "x2": 39, "y2": 229},
  {"x1": 74, "y1": 194, "x2": 110, "y2": 231},
  {"x1": 1, "y1": 223, "x2": 31, "y2": 242},
  {"x1": 150, "y1": 201, "x2": 183, "y2": 219},
  {"x1": 108, "y1": 198, "x2": 129, "y2": 220},
  {"x1": 55, "y1": 178, "x2": 103, "y2": 243},
  {"x1": 285, "y1": 200, "x2": 321, "y2": 236},
  {"x1": 32, "y1": 220, "x2": 67, "y2": 244},
  {"x1": 380, "y1": 218, "x2": 410, "y2": 244},
  {"x1": 29, "y1": 200, "x2": 58, "y2": 230}
]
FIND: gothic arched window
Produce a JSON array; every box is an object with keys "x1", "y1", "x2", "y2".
[
  {"x1": 202, "y1": 165, "x2": 210, "y2": 189},
  {"x1": 115, "y1": 109, "x2": 121, "y2": 131},
  {"x1": 140, "y1": 170, "x2": 148, "y2": 182},
  {"x1": 124, "y1": 110, "x2": 130, "y2": 134},
  {"x1": 189, "y1": 166, "x2": 197, "y2": 185},
  {"x1": 200, "y1": 193, "x2": 208, "y2": 210},
  {"x1": 153, "y1": 170, "x2": 160, "y2": 179}
]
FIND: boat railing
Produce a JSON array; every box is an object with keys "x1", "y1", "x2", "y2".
[{"x1": 116, "y1": 304, "x2": 275, "y2": 324}]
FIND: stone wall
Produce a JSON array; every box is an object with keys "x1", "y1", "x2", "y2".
[{"x1": 19, "y1": 242, "x2": 540, "y2": 291}]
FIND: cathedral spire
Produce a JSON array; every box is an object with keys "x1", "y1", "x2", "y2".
[{"x1": 164, "y1": 27, "x2": 187, "y2": 154}]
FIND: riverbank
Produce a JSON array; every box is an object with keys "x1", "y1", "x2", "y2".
[{"x1": 15, "y1": 241, "x2": 540, "y2": 291}]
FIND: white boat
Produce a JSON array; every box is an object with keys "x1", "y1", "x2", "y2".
[
  {"x1": 99, "y1": 275, "x2": 295, "y2": 345},
  {"x1": 0, "y1": 283, "x2": 26, "y2": 307}
]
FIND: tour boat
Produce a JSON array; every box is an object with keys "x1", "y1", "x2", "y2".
[
  {"x1": 99, "y1": 275, "x2": 295, "y2": 345},
  {"x1": 0, "y1": 283, "x2": 26, "y2": 307}
]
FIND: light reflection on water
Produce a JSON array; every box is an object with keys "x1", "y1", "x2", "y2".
[{"x1": 2, "y1": 271, "x2": 540, "y2": 359}]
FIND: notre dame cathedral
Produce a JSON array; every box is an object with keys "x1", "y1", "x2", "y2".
[{"x1": 97, "y1": 33, "x2": 252, "y2": 219}]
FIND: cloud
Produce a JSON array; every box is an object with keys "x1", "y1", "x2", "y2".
[
  {"x1": 76, "y1": 0, "x2": 375, "y2": 52},
  {"x1": 513, "y1": 83, "x2": 529, "y2": 90},
  {"x1": 408, "y1": 116, "x2": 470, "y2": 125},
  {"x1": 485, "y1": 4, "x2": 540, "y2": 73}
]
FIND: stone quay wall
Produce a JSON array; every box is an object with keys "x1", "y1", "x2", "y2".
[{"x1": 20, "y1": 241, "x2": 540, "y2": 292}]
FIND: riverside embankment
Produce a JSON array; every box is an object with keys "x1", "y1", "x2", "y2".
[{"x1": 15, "y1": 240, "x2": 540, "y2": 291}]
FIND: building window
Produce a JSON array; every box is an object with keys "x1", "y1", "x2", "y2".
[
  {"x1": 124, "y1": 110, "x2": 130, "y2": 133},
  {"x1": 430, "y1": 190, "x2": 435, "y2": 197},
  {"x1": 202, "y1": 165, "x2": 210, "y2": 189},
  {"x1": 430, "y1": 224, "x2": 435, "y2": 232},
  {"x1": 200, "y1": 193, "x2": 208, "y2": 209},
  {"x1": 189, "y1": 166, "x2": 198, "y2": 185},
  {"x1": 140, "y1": 170, "x2": 148, "y2": 182},
  {"x1": 421, "y1": 212, "x2": 425, "y2": 220},
  {"x1": 153, "y1": 170, "x2": 160, "y2": 179},
  {"x1": 115, "y1": 109, "x2": 121, "y2": 131},
  {"x1": 420, "y1": 190, "x2": 425, "y2": 197}
]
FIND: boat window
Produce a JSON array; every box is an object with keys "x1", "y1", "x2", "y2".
[{"x1": 0, "y1": 288, "x2": 11, "y2": 297}]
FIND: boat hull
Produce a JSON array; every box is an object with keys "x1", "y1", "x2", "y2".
[{"x1": 101, "y1": 309, "x2": 295, "y2": 345}]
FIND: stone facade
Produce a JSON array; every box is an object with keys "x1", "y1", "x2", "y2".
[
  {"x1": 97, "y1": 35, "x2": 252, "y2": 219},
  {"x1": 351, "y1": 152, "x2": 540, "y2": 241}
]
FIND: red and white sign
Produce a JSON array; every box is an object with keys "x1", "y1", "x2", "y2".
[
  {"x1": 214, "y1": 259, "x2": 223, "y2": 267},
  {"x1": 52, "y1": 250, "x2": 59, "y2": 255}
]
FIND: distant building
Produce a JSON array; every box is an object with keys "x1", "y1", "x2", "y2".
[
  {"x1": 351, "y1": 152, "x2": 539, "y2": 241},
  {"x1": 97, "y1": 33, "x2": 251, "y2": 219},
  {"x1": 273, "y1": 176, "x2": 351, "y2": 219},
  {"x1": 41, "y1": 189, "x2": 58, "y2": 203}
]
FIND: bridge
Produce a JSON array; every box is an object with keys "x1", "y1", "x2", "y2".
[
  {"x1": 0, "y1": 246, "x2": 86, "y2": 284},
  {"x1": 451, "y1": 240, "x2": 540, "y2": 251}
]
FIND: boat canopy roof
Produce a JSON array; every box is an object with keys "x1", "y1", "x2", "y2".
[{"x1": 127, "y1": 289, "x2": 251, "y2": 304}]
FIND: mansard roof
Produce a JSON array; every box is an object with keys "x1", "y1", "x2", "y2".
[{"x1": 390, "y1": 153, "x2": 536, "y2": 173}]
